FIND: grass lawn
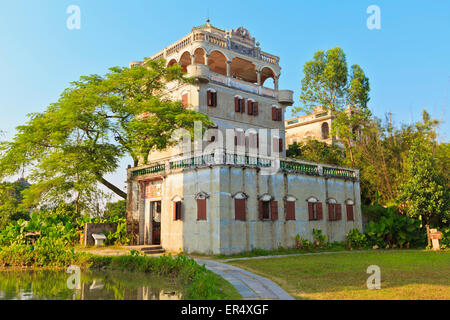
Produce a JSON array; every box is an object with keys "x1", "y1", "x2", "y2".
[{"x1": 228, "y1": 249, "x2": 450, "y2": 300}]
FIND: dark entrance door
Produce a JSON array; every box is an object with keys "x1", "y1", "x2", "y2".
[{"x1": 151, "y1": 201, "x2": 161, "y2": 245}]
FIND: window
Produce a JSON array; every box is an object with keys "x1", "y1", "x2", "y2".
[
  {"x1": 285, "y1": 197, "x2": 296, "y2": 220},
  {"x1": 346, "y1": 200, "x2": 355, "y2": 221},
  {"x1": 307, "y1": 198, "x2": 323, "y2": 221},
  {"x1": 327, "y1": 200, "x2": 342, "y2": 221},
  {"x1": 181, "y1": 93, "x2": 188, "y2": 108},
  {"x1": 272, "y1": 106, "x2": 282, "y2": 121},
  {"x1": 321, "y1": 122, "x2": 329, "y2": 139},
  {"x1": 207, "y1": 90, "x2": 217, "y2": 107},
  {"x1": 197, "y1": 199, "x2": 207, "y2": 220},
  {"x1": 173, "y1": 201, "x2": 182, "y2": 221},
  {"x1": 258, "y1": 195, "x2": 278, "y2": 220},
  {"x1": 234, "y1": 97, "x2": 245, "y2": 113},
  {"x1": 272, "y1": 137, "x2": 283, "y2": 153},
  {"x1": 247, "y1": 100, "x2": 258, "y2": 116}
]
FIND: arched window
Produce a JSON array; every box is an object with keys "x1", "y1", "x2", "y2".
[
  {"x1": 327, "y1": 198, "x2": 342, "y2": 221},
  {"x1": 179, "y1": 51, "x2": 192, "y2": 73},
  {"x1": 285, "y1": 195, "x2": 296, "y2": 221},
  {"x1": 345, "y1": 199, "x2": 355, "y2": 221},
  {"x1": 195, "y1": 192, "x2": 209, "y2": 221},
  {"x1": 321, "y1": 122, "x2": 329, "y2": 139},
  {"x1": 208, "y1": 50, "x2": 227, "y2": 76},
  {"x1": 172, "y1": 195, "x2": 183, "y2": 221},
  {"x1": 258, "y1": 194, "x2": 278, "y2": 220},
  {"x1": 307, "y1": 197, "x2": 322, "y2": 221},
  {"x1": 233, "y1": 192, "x2": 248, "y2": 221}
]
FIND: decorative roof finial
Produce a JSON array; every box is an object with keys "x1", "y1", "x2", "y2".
[{"x1": 206, "y1": 18, "x2": 210, "y2": 25}]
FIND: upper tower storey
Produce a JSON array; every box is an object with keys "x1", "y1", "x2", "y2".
[{"x1": 131, "y1": 20, "x2": 293, "y2": 105}]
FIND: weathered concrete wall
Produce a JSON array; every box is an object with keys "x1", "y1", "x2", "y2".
[
  {"x1": 130, "y1": 164, "x2": 362, "y2": 255},
  {"x1": 84, "y1": 223, "x2": 117, "y2": 246}
]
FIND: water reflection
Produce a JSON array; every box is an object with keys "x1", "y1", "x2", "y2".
[{"x1": 0, "y1": 269, "x2": 183, "y2": 300}]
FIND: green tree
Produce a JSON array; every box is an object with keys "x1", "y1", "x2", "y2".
[
  {"x1": 0, "y1": 60, "x2": 211, "y2": 210},
  {"x1": 286, "y1": 140, "x2": 344, "y2": 166},
  {"x1": 293, "y1": 47, "x2": 371, "y2": 166},
  {"x1": 103, "y1": 200, "x2": 127, "y2": 219},
  {"x1": 399, "y1": 137, "x2": 449, "y2": 246},
  {"x1": 0, "y1": 179, "x2": 30, "y2": 229}
]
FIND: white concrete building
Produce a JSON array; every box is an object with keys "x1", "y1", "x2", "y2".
[{"x1": 126, "y1": 21, "x2": 362, "y2": 255}]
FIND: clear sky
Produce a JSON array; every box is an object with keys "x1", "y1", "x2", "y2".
[{"x1": 0, "y1": 0, "x2": 449, "y2": 197}]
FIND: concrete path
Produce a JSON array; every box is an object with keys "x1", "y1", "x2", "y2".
[{"x1": 194, "y1": 258, "x2": 294, "y2": 300}]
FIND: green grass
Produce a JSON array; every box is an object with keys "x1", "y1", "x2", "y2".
[
  {"x1": 188, "y1": 243, "x2": 348, "y2": 260},
  {"x1": 228, "y1": 249, "x2": 450, "y2": 300}
]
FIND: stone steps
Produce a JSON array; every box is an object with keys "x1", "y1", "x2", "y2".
[{"x1": 139, "y1": 245, "x2": 165, "y2": 255}]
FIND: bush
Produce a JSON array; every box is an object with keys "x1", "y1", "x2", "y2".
[
  {"x1": 345, "y1": 228, "x2": 368, "y2": 249},
  {"x1": 364, "y1": 206, "x2": 426, "y2": 248}
]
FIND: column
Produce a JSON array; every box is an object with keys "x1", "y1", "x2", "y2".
[
  {"x1": 226, "y1": 60, "x2": 231, "y2": 77},
  {"x1": 256, "y1": 70, "x2": 261, "y2": 86}
]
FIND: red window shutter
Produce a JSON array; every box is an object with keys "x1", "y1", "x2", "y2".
[
  {"x1": 317, "y1": 202, "x2": 323, "y2": 220},
  {"x1": 173, "y1": 201, "x2": 177, "y2": 220},
  {"x1": 346, "y1": 204, "x2": 354, "y2": 221},
  {"x1": 235, "y1": 198, "x2": 246, "y2": 221},
  {"x1": 336, "y1": 204, "x2": 342, "y2": 220},
  {"x1": 234, "y1": 135, "x2": 238, "y2": 146},
  {"x1": 279, "y1": 138, "x2": 283, "y2": 152},
  {"x1": 235, "y1": 97, "x2": 240, "y2": 112},
  {"x1": 272, "y1": 107, "x2": 277, "y2": 120},
  {"x1": 277, "y1": 108, "x2": 282, "y2": 121},
  {"x1": 259, "y1": 200, "x2": 264, "y2": 220},
  {"x1": 308, "y1": 202, "x2": 314, "y2": 220},
  {"x1": 207, "y1": 91, "x2": 212, "y2": 106},
  {"x1": 247, "y1": 100, "x2": 253, "y2": 115},
  {"x1": 241, "y1": 99, "x2": 245, "y2": 113},
  {"x1": 213, "y1": 92, "x2": 217, "y2": 107},
  {"x1": 270, "y1": 201, "x2": 278, "y2": 220},
  {"x1": 253, "y1": 102, "x2": 258, "y2": 115},
  {"x1": 256, "y1": 133, "x2": 259, "y2": 148},
  {"x1": 328, "y1": 203, "x2": 334, "y2": 221},
  {"x1": 182, "y1": 93, "x2": 188, "y2": 108},
  {"x1": 286, "y1": 201, "x2": 295, "y2": 220},
  {"x1": 197, "y1": 199, "x2": 207, "y2": 220}
]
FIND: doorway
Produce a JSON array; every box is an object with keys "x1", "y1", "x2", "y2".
[{"x1": 151, "y1": 201, "x2": 161, "y2": 245}]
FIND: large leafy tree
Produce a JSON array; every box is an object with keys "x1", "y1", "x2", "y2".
[
  {"x1": 0, "y1": 60, "x2": 211, "y2": 209},
  {"x1": 286, "y1": 140, "x2": 344, "y2": 166},
  {"x1": 399, "y1": 135, "x2": 449, "y2": 246},
  {"x1": 293, "y1": 47, "x2": 371, "y2": 166}
]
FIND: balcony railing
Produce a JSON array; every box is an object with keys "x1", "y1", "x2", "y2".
[
  {"x1": 209, "y1": 72, "x2": 277, "y2": 98},
  {"x1": 130, "y1": 153, "x2": 358, "y2": 181}
]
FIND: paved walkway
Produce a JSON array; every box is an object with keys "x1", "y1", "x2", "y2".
[{"x1": 194, "y1": 258, "x2": 294, "y2": 300}]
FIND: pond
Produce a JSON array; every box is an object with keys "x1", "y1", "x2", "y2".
[{"x1": 0, "y1": 269, "x2": 183, "y2": 300}]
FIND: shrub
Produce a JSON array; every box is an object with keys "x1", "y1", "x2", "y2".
[{"x1": 345, "y1": 228, "x2": 368, "y2": 249}]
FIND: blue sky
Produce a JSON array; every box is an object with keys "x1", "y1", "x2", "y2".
[{"x1": 0, "y1": 0, "x2": 449, "y2": 196}]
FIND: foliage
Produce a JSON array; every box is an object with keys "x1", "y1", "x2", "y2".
[
  {"x1": 0, "y1": 179, "x2": 30, "y2": 229},
  {"x1": 399, "y1": 135, "x2": 449, "y2": 228},
  {"x1": 286, "y1": 140, "x2": 344, "y2": 166},
  {"x1": 364, "y1": 206, "x2": 426, "y2": 248},
  {"x1": 0, "y1": 59, "x2": 212, "y2": 205},
  {"x1": 103, "y1": 200, "x2": 126, "y2": 219},
  {"x1": 104, "y1": 217, "x2": 130, "y2": 246},
  {"x1": 345, "y1": 228, "x2": 368, "y2": 249},
  {"x1": 294, "y1": 47, "x2": 371, "y2": 166},
  {"x1": 312, "y1": 228, "x2": 328, "y2": 247},
  {"x1": 90, "y1": 253, "x2": 239, "y2": 300},
  {"x1": 439, "y1": 228, "x2": 450, "y2": 249}
]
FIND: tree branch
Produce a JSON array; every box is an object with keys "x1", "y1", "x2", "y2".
[{"x1": 97, "y1": 175, "x2": 127, "y2": 199}]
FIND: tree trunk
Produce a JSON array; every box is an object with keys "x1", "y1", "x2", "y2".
[
  {"x1": 346, "y1": 137, "x2": 355, "y2": 167},
  {"x1": 97, "y1": 175, "x2": 127, "y2": 199},
  {"x1": 426, "y1": 223, "x2": 431, "y2": 248}
]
